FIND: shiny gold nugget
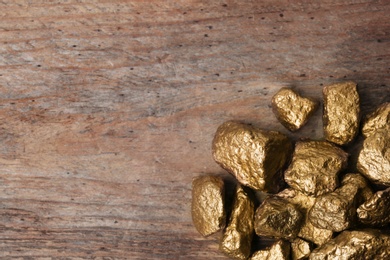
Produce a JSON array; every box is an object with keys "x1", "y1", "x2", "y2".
[
  {"x1": 212, "y1": 121, "x2": 292, "y2": 192},
  {"x1": 220, "y1": 185, "x2": 254, "y2": 260},
  {"x1": 277, "y1": 188, "x2": 333, "y2": 246},
  {"x1": 254, "y1": 196, "x2": 303, "y2": 239},
  {"x1": 309, "y1": 229, "x2": 390, "y2": 260},
  {"x1": 357, "y1": 187, "x2": 390, "y2": 226},
  {"x1": 362, "y1": 102, "x2": 390, "y2": 137},
  {"x1": 357, "y1": 129, "x2": 390, "y2": 186},
  {"x1": 191, "y1": 175, "x2": 226, "y2": 237},
  {"x1": 323, "y1": 81, "x2": 360, "y2": 145},
  {"x1": 250, "y1": 240, "x2": 290, "y2": 260},
  {"x1": 272, "y1": 88, "x2": 318, "y2": 131},
  {"x1": 308, "y1": 174, "x2": 371, "y2": 232},
  {"x1": 291, "y1": 238, "x2": 312, "y2": 260},
  {"x1": 284, "y1": 141, "x2": 348, "y2": 196}
]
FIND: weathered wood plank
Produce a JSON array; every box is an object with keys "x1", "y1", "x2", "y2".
[{"x1": 0, "y1": 0, "x2": 389, "y2": 258}]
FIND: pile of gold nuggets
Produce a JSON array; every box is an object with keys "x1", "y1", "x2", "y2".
[{"x1": 191, "y1": 81, "x2": 390, "y2": 259}]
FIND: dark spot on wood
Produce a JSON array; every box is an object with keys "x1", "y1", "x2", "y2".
[
  {"x1": 72, "y1": 45, "x2": 77, "y2": 47},
  {"x1": 208, "y1": 44, "x2": 212, "y2": 47},
  {"x1": 114, "y1": 221, "x2": 118, "y2": 224},
  {"x1": 248, "y1": 16, "x2": 253, "y2": 19},
  {"x1": 222, "y1": 4, "x2": 228, "y2": 7},
  {"x1": 10, "y1": 102, "x2": 15, "y2": 105},
  {"x1": 213, "y1": 87, "x2": 217, "y2": 90},
  {"x1": 237, "y1": 90, "x2": 243, "y2": 93},
  {"x1": 329, "y1": 75, "x2": 333, "y2": 78},
  {"x1": 261, "y1": 17, "x2": 265, "y2": 20},
  {"x1": 215, "y1": 73, "x2": 220, "y2": 76},
  {"x1": 130, "y1": 67, "x2": 134, "y2": 70},
  {"x1": 207, "y1": 26, "x2": 213, "y2": 29},
  {"x1": 299, "y1": 73, "x2": 306, "y2": 77},
  {"x1": 37, "y1": 65, "x2": 41, "y2": 67},
  {"x1": 183, "y1": 12, "x2": 187, "y2": 14},
  {"x1": 311, "y1": 17, "x2": 315, "y2": 19},
  {"x1": 377, "y1": 39, "x2": 382, "y2": 43},
  {"x1": 377, "y1": 58, "x2": 383, "y2": 61},
  {"x1": 279, "y1": 13, "x2": 284, "y2": 17},
  {"x1": 204, "y1": 34, "x2": 208, "y2": 37}
]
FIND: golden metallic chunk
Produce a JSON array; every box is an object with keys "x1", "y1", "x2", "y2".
[
  {"x1": 212, "y1": 121, "x2": 292, "y2": 192},
  {"x1": 309, "y1": 229, "x2": 390, "y2": 260},
  {"x1": 341, "y1": 173, "x2": 373, "y2": 203},
  {"x1": 277, "y1": 189, "x2": 333, "y2": 245},
  {"x1": 220, "y1": 185, "x2": 254, "y2": 260},
  {"x1": 271, "y1": 88, "x2": 318, "y2": 131},
  {"x1": 284, "y1": 141, "x2": 348, "y2": 197},
  {"x1": 191, "y1": 175, "x2": 226, "y2": 237},
  {"x1": 362, "y1": 102, "x2": 390, "y2": 137},
  {"x1": 323, "y1": 81, "x2": 360, "y2": 145},
  {"x1": 254, "y1": 196, "x2": 303, "y2": 239},
  {"x1": 357, "y1": 187, "x2": 390, "y2": 226},
  {"x1": 250, "y1": 240, "x2": 290, "y2": 260},
  {"x1": 308, "y1": 174, "x2": 371, "y2": 232},
  {"x1": 357, "y1": 129, "x2": 390, "y2": 186},
  {"x1": 291, "y1": 238, "x2": 312, "y2": 260}
]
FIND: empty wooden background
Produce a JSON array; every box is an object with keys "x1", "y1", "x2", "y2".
[{"x1": 0, "y1": 0, "x2": 389, "y2": 258}]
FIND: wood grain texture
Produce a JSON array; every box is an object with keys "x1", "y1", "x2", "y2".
[{"x1": 0, "y1": 0, "x2": 389, "y2": 258}]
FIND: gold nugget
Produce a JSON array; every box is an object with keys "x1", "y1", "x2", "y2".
[
  {"x1": 277, "y1": 188, "x2": 333, "y2": 245},
  {"x1": 308, "y1": 174, "x2": 371, "y2": 232},
  {"x1": 357, "y1": 187, "x2": 390, "y2": 226},
  {"x1": 220, "y1": 185, "x2": 254, "y2": 260},
  {"x1": 254, "y1": 196, "x2": 303, "y2": 239},
  {"x1": 272, "y1": 88, "x2": 318, "y2": 131},
  {"x1": 323, "y1": 81, "x2": 360, "y2": 145},
  {"x1": 362, "y1": 102, "x2": 390, "y2": 137},
  {"x1": 250, "y1": 240, "x2": 290, "y2": 260},
  {"x1": 291, "y1": 238, "x2": 312, "y2": 260},
  {"x1": 357, "y1": 129, "x2": 390, "y2": 186},
  {"x1": 212, "y1": 121, "x2": 292, "y2": 192},
  {"x1": 284, "y1": 141, "x2": 348, "y2": 197},
  {"x1": 191, "y1": 175, "x2": 226, "y2": 237},
  {"x1": 309, "y1": 229, "x2": 390, "y2": 259}
]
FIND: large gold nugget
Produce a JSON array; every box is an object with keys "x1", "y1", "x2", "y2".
[
  {"x1": 191, "y1": 175, "x2": 226, "y2": 237},
  {"x1": 309, "y1": 229, "x2": 390, "y2": 260},
  {"x1": 250, "y1": 240, "x2": 290, "y2": 260},
  {"x1": 212, "y1": 121, "x2": 292, "y2": 192},
  {"x1": 362, "y1": 102, "x2": 390, "y2": 137},
  {"x1": 323, "y1": 81, "x2": 360, "y2": 145},
  {"x1": 254, "y1": 197, "x2": 303, "y2": 239},
  {"x1": 277, "y1": 189, "x2": 333, "y2": 245},
  {"x1": 357, "y1": 187, "x2": 390, "y2": 226},
  {"x1": 220, "y1": 185, "x2": 254, "y2": 260},
  {"x1": 271, "y1": 88, "x2": 318, "y2": 131},
  {"x1": 284, "y1": 141, "x2": 348, "y2": 196},
  {"x1": 291, "y1": 238, "x2": 312, "y2": 260},
  {"x1": 357, "y1": 129, "x2": 390, "y2": 186},
  {"x1": 308, "y1": 174, "x2": 371, "y2": 232}
]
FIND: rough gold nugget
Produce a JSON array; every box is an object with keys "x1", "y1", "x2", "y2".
[
  {"x1": 357, "y1": 187, "x2": 390, "y2": 226},
  {"x1": 250, "y1": 240, "x2": 290, "y2": 260},
  {"x1": 323, "y1": 81, "x2": 360, "y2": 145},
  {"x1": 272, "y1": 88, "x2": 318, "y2": 131},
  {"x1": 291, "y1": 238, "x2": 312, "y2": 260},
  {"x1": 284, "y1": 141, "x2": 348, "y2": 197},
  {"x1": 308, "y1": 174, "x2": 371, "y2": 232},
  {"x1": 212, "y1": 121, "x2": 292, "y2": 192},
  {"x1": 277, "y1": 188, "x2": 333, "y2": 245},
  {"x1": 191, "y1": 175, "x2": 226, "y2": 237},
  {"x1": 309, "y1": 229, "x2": 390, "y2": 260},
  {"x1": 254, "y1": 196, "x2": 303, "y2": 239},
  {"x1": 362, "y1": 102, "x2": 390, "y2": 137},
  {"x1": 357, "y1": 129, "x2": 390, "y2": 186},
  {"x1": 220, "y1": 185, "x2": 254, "y2": 260}
]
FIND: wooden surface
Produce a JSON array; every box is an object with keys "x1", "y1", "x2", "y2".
[{"x1": 0, "y1": 0, "x2": 389, "y2": 258}]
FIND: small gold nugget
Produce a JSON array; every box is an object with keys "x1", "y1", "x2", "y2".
[
  {"x1": 309, "y1": 229, "x2": 390, "y2": 259},
  {"x1": 272, "y1": 88, "x2": 318, "y2": 131},
  {"x1": 323, "y1": 81, "x2": 360, "y2": 145},
  {"x1": 277, "y1": 189, "x2": 333, "y2": 246},
  {"x1": 357, "y1": 187, "x2": 390, "y2": 227},
  {"x1": 250, "y1": 240, "x2": 290, "y2": 260},
  {"x1": 291, "y1": 238, "x2": 312, "y2": 260},
  {"x1": 254, "y1": 196, "x2": 303, "y2": 239},
  {"x1": 191, "y1": 175, "x2": 226, "y2": 237},
  {"x1": 212, "y1": 121, "x2": 292, "y2": 192},
  {"x1": 308, "y1": 174, "x2": 371, "y2": 232},
  {"x1": 357, "y1": 129, "x2": 390, "y2": 186},
  {"x1": 220, "y1": 185, "x2": 254, "y2": 260},
  {"x1": 284, "y1": 141, "x2": 348, "y2": 197},
  {"x1": 362, "y1": 102, "x2": 390, "y2": 137}
]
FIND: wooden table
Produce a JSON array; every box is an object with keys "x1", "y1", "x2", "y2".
[{"x1": 0, "y1": 1, "x2": 389, "y2": 258}]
